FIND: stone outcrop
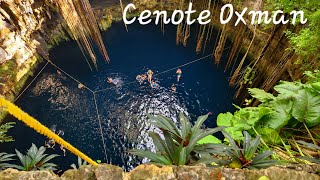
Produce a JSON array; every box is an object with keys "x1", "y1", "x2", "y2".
[{"x1": 1, "y1": 164, "x2": 320, "y2": 180}]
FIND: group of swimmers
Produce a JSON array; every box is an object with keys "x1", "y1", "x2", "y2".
[
  {"x1": 135, "y1": 68, "x2": 182, "y2": 91},
  {"x1": 44, "y1": 125, "x2": 66, "y2": 156},
  {"x1": 77, "y1": 68, "x2": 183, "y2": 91}
]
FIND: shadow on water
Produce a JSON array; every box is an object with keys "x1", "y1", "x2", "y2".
[{"x1": 0, "y1": 22, "x2": 238, "y2": 171}]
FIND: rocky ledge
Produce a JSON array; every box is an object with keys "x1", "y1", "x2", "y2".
[{"x1": 1, "y1": 164, "x2": 320, "y2": 180}]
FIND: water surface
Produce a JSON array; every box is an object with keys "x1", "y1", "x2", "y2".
[{"x1": 1, "y1": 22, "x2": 236, "y2": 171}]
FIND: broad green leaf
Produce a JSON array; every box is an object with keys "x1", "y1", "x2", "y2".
[
  {"x1": 292, "y1": 89, "x2": 320, "y2": 127},
  {"x1": 311, "y1": 82, "x2": 320, "y2": 92},
  {"x1": 217, "y1": 112, "x2": 233, "y2": 127},
  {"x1": 256, "y1": 128, "x2": 281, "y2": 145},
  {"x1": 265, "y1": 99, "x2": 293, "y2": 130},
  {"x1": 224, "y1": 127, "x2": 243, "y2": 141},
  {"x1": 274, "y1": 81, "x2": 302, "y2": 98},
  {"x1": 248, "y1": 88, "x2": 275, "y2": 102},
  {"x1": 197, "y1": 135, "x2": 221, "y2": 144}
]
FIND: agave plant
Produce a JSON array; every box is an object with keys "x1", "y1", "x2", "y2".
[
  {"x1": 0, "y1": 152, "x2": 15, "y2": 170},
  {"x1": 70, "y1": 156, "x2": 89, "y2": 169},
  {"x1": 222, "y1": 131, "x2": 277, "y2": 169},
  {"x1": 129, "y1": 112, "x2": 228, "y2": 166},
  {"x1": 10, "y1": 143, "x2": 59, "y2": 171}
]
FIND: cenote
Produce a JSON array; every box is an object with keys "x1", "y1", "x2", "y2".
[{"x1": 0, "y1": 22, "x2": 237, "y2": 171}]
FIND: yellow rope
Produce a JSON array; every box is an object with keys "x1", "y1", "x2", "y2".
[{"x1": 0, "y1": 97, "x2": 98, "y2": 166}]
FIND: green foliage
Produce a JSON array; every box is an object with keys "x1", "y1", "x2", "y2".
[
  {"x1": 197, "y1": 135, "x2": 221, "y2": 144},
  {"x1": 0, "y1": 122, "x2": 15, "y2": 143},
  {"x1": 218, "y1": 71, "x2": 320, "y2": 143},
  {"x1": 296, "y1": 141, "x2": 320, "y2": 163},
  {"x1": 71, "y1": 156, "x2": 89, "y2": 169},
  {"x1": 223, "y1": 131, "x2": 277, "y2": 169},
  {"x1": 129, "y1": 113, "x2": 227, "y2": 166},
  {"x1": 10, "y1": 143, "x2": 59, "y2": 171},
  {"x1": 0, "y1": 152, "x2": 15, "y2": 170},
  {"x1": 267, "y1": 0, "x2": 320, "y2": 68}
]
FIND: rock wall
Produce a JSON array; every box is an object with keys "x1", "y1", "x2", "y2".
[
  {"x1": 0, "y1": 0, "x2": 68, "y2": 102},
  {"x1": 1, "y1": 164, "x2": 320, "y2": 180}
]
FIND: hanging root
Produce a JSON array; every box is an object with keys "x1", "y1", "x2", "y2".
[
  {"x1": 214, "y1": 24, "x2": 227, "y2": 64},
  {"x1": 225, "y1": 24, "x2": 245, "y2": 71},
  {"x1": 261, "y1": 50, "x2": 294, "y2": 91},
  {"x1": 55, "y1": 0, "x2": 109, "y2": 69}
]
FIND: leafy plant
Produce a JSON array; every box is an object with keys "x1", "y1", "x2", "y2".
[
  {"x1": 267, "y1": 0, "x2": 320, "y2": 70},
  {"x1": 0, "y1": 122, "x2": 15, "y2": 143},
  {"x1": 218, "y1": 71, "x2": 320, "y2": 143},
  {"x1": 296, "y1": 140, "x2": 320, "y2": 164},
  {"x1": 223, "y1": 131, "x2": 277, "y2": 169},
  {"x1": 10, "y1": 143, "x2": 59, "y2": 171},
  {"x1": 129, "y1": 113, "x2": 227, "y2": 166},
  {"x1": 0, "y1": 152, "x2": 15, "y2": 170},
  {"x1": 70, "y1": 156, "x2": 89, "y2": 169}
]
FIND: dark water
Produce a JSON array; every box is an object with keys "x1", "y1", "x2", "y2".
[{"x1": 0, "y1": 22, "x2": 237, "y2": 171}]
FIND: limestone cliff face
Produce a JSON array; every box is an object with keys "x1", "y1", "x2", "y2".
[{"x1": 0, "y1": 0, "x2": 58, "y2": 100}]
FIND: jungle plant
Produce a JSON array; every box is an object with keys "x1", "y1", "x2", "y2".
[
  {"x1": 70, "y1": 156, "x2": 89, "y2": 169},
  {"x1": 267, "y1": 0, "x2": 320, "y2": 69},
  {"x1": 10, "y1": 143, "x2": 59, "y2": 171},
  {"x1": 0, "y1": 122, "x2": 15, "y2": 143},
  {"x1": 222, "y1": 131, "x2": 277, "y2": 169},
  {"x1": 296, "y1": 140, "x2": 320, "y2": 164},
  {"x1": 129, "y1": 113, "x2": 228, "y2": 166},
  {"x1": 0, "y1": 152, "x2": 15, "y2": 170},
  {"x1": 217, "y1": 70, "x2": 320, "y2": 142}
]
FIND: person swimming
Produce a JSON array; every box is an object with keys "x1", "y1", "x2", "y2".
[
  {"x1": 176, "y1": 68, "x2": 182, "y2": 82},
  {"x1": 136, "y1": 74, "x2": 147, "y2": 84},
  {"x1": 147, "y1": 70, "x2": 154, "y2": 83},
  {"x1": 60, "y1": 145, "x2": 66, "y2": 156},
  {"x1": 107, "y1": 77, "x2": 119, "y2": 85},
  {"x1": 171, "y1": 84, "x2": 177, "y2": 92},
  {"x1": 151, "y1": 81, "x2": 159, "y2": 89},
  {"x1": 78, "y1": 83, "x2": 85, "y2": 89},
  {"x1": 45, "y1": 139, "x2": 55, "y2": 149}
]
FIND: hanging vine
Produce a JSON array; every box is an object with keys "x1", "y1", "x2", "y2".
[
  {"x1": 55, "y1": 0, "x2": 109, "y2": 69},
  {"x1": 225, "y1": 23, "x2": 245, "y2": 71}
]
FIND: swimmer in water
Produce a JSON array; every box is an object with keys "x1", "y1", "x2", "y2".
[
  {"x1": 45, "y1": 139, "x2": 55, "y2": 149},
  {"x1": 176, "y1": 68, "x2": 182, "y2": 82},
  {"x1": 60, "y1": 145, "x2": 66, "y2": 156},
  {"x1": 171, "y1": 84, "x2": 177, "y2": 92},
  {"x1": 107, "y1": 77, "x2": 118, "y2": 85},
  {"x1": 147, "y1": 70, "x2": 154, "y2": 83},
  {"x1": 78, "y1": 83, "x2": 85, "y2": 89},
  {"x1": 151, "y1": 81, "x2": 159, "y2": 89},
  {"x1": 136, "y1": 74, "x2": 148, "y2": 84}
]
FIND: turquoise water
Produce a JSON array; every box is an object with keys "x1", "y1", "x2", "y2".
[{"x1": 0, "y1": 22, "x2": 237, "y2": 171}]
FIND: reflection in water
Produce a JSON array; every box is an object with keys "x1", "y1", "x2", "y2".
[{"x1": 28, "y1": 71, "x2": 191, "y2": 170}]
